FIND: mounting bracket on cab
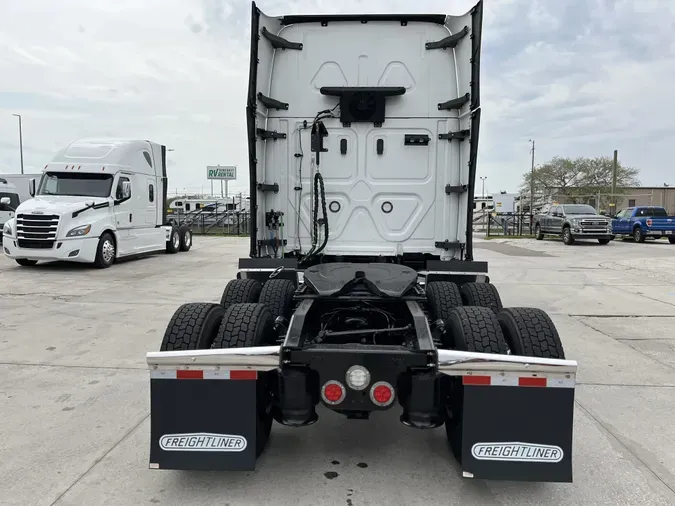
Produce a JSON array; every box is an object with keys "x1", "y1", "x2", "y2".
[
  {"x1": 320, "y1": 86, "x2": 406, "y2": 126},
  {"x1": 261, "y1": 26, "x2": 303, "y2": 50},
  {"x1": 257, "y1": 183, "x2": 280, "y2": 193},
  {"x1": 425, "y1": 26, "x2": 469, "y2": 50},
  {"x1": 257, "y1": 128, "x2": 286, "y2": 141},
  {"x1": 439, "y1": 130, "x2": 470, "y2": 142}
]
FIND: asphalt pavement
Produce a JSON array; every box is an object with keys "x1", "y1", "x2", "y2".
[{"x1": 1, "y1": 234, "x2": 674, "y2": 505}]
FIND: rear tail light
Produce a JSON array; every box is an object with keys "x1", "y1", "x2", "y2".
[
  {"x1": 370, "y1": 381, "x2": 395, "y2": 407},
  {"x1": 646, "y1": 218, "x2": 653, "y2": 227},
  {"x1": 321, "y1": 380, "x2": 346, "y2": 405}
]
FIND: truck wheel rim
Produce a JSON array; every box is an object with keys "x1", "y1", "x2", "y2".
[
  {"x1": 184, "y1": 231, "x2": 191, "y2": 247},
  {"x1": 173, "y1": 232, "x2": 180, "y2": 248},
  {"x1": 102, "y1": 240, "x2": 114, "y2": 263}
]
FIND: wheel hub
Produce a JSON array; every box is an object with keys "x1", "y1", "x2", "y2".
[{"x1": 102, "y1": 240, "x2": 115, "y2": 263}]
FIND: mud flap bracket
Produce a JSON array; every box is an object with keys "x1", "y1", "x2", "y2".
[
  {"x1": 149, "y1": 373, "x2": 258, "y2": 471},
  {"x1": 460, "y1": 382, "x2": 574, "y2": 482}
]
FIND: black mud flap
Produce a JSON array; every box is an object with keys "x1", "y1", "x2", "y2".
[
  {"x1": 460, "y1": 377, "x2": 575, "y2": 482},
  {"x1": 149, "y1": 369, "x2": 258, "y2": 471}
]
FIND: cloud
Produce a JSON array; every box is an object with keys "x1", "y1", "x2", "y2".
[{"x1": 0, "y1": 0, "x2": 673, "y2": 195}]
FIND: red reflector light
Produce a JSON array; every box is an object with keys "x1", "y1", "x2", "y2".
[
  {"x1": 322, "y1": 381, "x2": 346, "y2": 405},
  {"x1": 463, "y1": 375, "x2": 491, "y2": 386},
  {"x1": 370, "y1": 381, "x2": 395, "y2": 407},
  {"x1": 230, "y1": 370, "x2": 257, "y2": 380},
  {"x1": 518, "y1": 377, "x2": 547, "y2": 387},
  {"x1": 177, "y1": 369, "x2": 203, "y2": 379}
]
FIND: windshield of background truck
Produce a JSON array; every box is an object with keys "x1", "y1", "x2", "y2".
[
  {"x1": 563, "y1": 205, "x2": 596, "y2": 215},
  {"x1": 0, "y1": 192, "x2": 20, "y2": 208},
  {"x1": 38, "y1": 172, "x2": 114, "y2": 198}
]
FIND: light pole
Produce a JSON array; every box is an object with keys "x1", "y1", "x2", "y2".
[
  {"x1": 12, "y1": 114, "x2": 24, "y2": 174},
  {"x1": 529, "y1": 139, "x2": 535, "y2": 228},
  {"x1": 480, "y1": 176, "x2": 487, "y2": 198}
]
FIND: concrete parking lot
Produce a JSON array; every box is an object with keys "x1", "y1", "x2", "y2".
[{"x1": 1, "y1": 235, "x2": 674, "y2": 505}]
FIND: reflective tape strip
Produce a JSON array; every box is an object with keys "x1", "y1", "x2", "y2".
[
  {"x1": 150, "y1": 369, "x2": 258, "y2": 380},
  {"x1": 462, "y1": 375, "x2": 574, "y2": 388}
]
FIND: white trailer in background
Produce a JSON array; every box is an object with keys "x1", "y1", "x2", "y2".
[{"x1": 2, "y1": 138, "x2": 193, "y2": 268}]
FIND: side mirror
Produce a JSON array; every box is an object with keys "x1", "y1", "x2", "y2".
[
  {"x1": 29, "y1": 178, "x2": 36, "y2": 197},
  {"x1": 122, "y1": 181, "x2": 131, "y2": 199},
  {"x1": 0, "y1": 196, "x2": 12, "y2": 211}
]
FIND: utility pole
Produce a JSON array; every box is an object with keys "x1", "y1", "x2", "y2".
[
  {"x1": 611, "y1": 149, "x2": 618, "y2": 216},
  {"x1": 12, "y1": 114, "x2": 24, "y2": 174},
  {"x1": 480, "y1": 176, "x2": 487, "y2": 198},
  {"x1": 529, "y1": 139, "x2": 535, "y2": 228}
]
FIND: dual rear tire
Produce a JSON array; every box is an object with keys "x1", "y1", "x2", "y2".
[
  {"x1": 160, "y1": 300, "x2": 276, "y2": 458},
  {"x1": 429, "y1": 282, "x2": 565, "y2": 461},
  {"x1": 166, "y1": 225, "x2": 192, "y2": 254}
]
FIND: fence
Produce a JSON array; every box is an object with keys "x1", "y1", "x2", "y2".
[
  {"x1": 485, "y1": 212, "x2": 533, "y2": 237},
  {"x1": 169, "y1": 210, "x2": 251, "y2": 236}
]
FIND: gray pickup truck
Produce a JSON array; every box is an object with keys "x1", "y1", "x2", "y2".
[{"x1": 534, "y1": 204, "x2": 613, "y2": 245}]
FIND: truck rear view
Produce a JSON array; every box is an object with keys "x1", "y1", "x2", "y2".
[{"x1": 146, "y1": 1, "x2": 579, "y2": 483}]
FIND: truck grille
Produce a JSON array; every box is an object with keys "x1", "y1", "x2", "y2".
[
  {"x1": 16, "y1": 213, "x2": 59, "y2": 249},
  {"x1": 580, "y1": 219, "x2": 608, "y2": 227},
  {"x1": 579, "y1": 218, "x2": 609, "y2": 234}
]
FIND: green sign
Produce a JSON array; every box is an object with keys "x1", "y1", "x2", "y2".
[{"x1": 206, "y1": 166, "x2": 236, "y2": 180}]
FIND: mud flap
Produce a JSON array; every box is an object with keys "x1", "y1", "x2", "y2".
[
  {"x1": 149, "y1": 370, "x2": 258, "y2": 471},
  {"x1": 460, "y1": 378, "x2": 574, "y2": 482}
]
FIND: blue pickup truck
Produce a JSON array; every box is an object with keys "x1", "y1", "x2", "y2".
[{"x1": 611, "y1": 206, "x2": 675, "y2": 243}]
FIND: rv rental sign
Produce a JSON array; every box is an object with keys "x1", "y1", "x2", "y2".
[{"x1": 206, "y1": 165, "x2": 236, "y2": 180}]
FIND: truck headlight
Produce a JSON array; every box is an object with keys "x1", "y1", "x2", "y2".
[
  {"x1": 66, "y1": 224, "x2": 92, "y2": 237},
  {"x1": 3, "y1": 221, "x2": 12, "y2": 237}
]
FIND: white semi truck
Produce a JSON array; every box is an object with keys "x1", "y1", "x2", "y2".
[
  {"x1": 1, "y1": 138, "x2": 193, "y2": 268},
  {"x1": 146, "y1": 1, "x2": 579, "y2": 484}
]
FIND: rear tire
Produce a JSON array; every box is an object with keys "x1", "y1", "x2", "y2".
[
  {"x1": 443, "y1": 306, "x2": 509, "y2": 461},
  {"x1": 166, "y1": 226, "x2": 180, "y2": 253},
  {"x1": 212, "y1": 302, "x2": 275, "y2": 458},
  {"x1": 220, "y1": 279, "x2": 262, "y2": 310},
  {"x1": 179, "y1": 225, "x2": 192, "y2": 251},
  {"x1": 598, "y1": 238, "x2": 610, "y2": 245},
  {"x1": 15, "y1": 259, "x2": 38, "y2": 267},
  {"x1": 94, "y1": 232, "x2": 116, "y2": 269},
  {"x1": 459, "y1": 282, "x2": 503, "y2": 314},
  {"x1": 425, "y1": 281, "x2": 462, "y2": 328},
  {"x1": 212, "y1": 303, "x2": 276, "y2": 348},
  {"x1": 535, "y1": 224, "x2": 544, "y2": 240},
  {"x1": 634, "y1": 227, "x2": 645, "y2": 243},
  {"x1": 668, "y1": 236, "x2": 675, "y2": 244},
  {"x1": 160, "y1": 302, "x2": 225, "y2": 351},
  {"x1": 259, "y1": 279, "x2": 296, "y2": 321},
  {"x1": 497, "y1": 307, "x2": 565, "y2": 359}
]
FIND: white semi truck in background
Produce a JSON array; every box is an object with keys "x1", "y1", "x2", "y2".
[{"x1": 1, "y1": 138, "x2": 193, "y2": 268}]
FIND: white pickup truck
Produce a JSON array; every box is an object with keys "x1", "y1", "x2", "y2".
[{"x1": 2, "y1": 138, "x2": 193, "y2": 268}]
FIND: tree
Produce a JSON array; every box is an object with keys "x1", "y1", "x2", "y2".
[{"x1": 519, "y1": 156, "x2": 640, "y2": 209}]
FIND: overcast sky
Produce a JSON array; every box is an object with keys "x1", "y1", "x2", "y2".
[{"x1": 1, "y1": 0, "x2": 673, "y2": 196}]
